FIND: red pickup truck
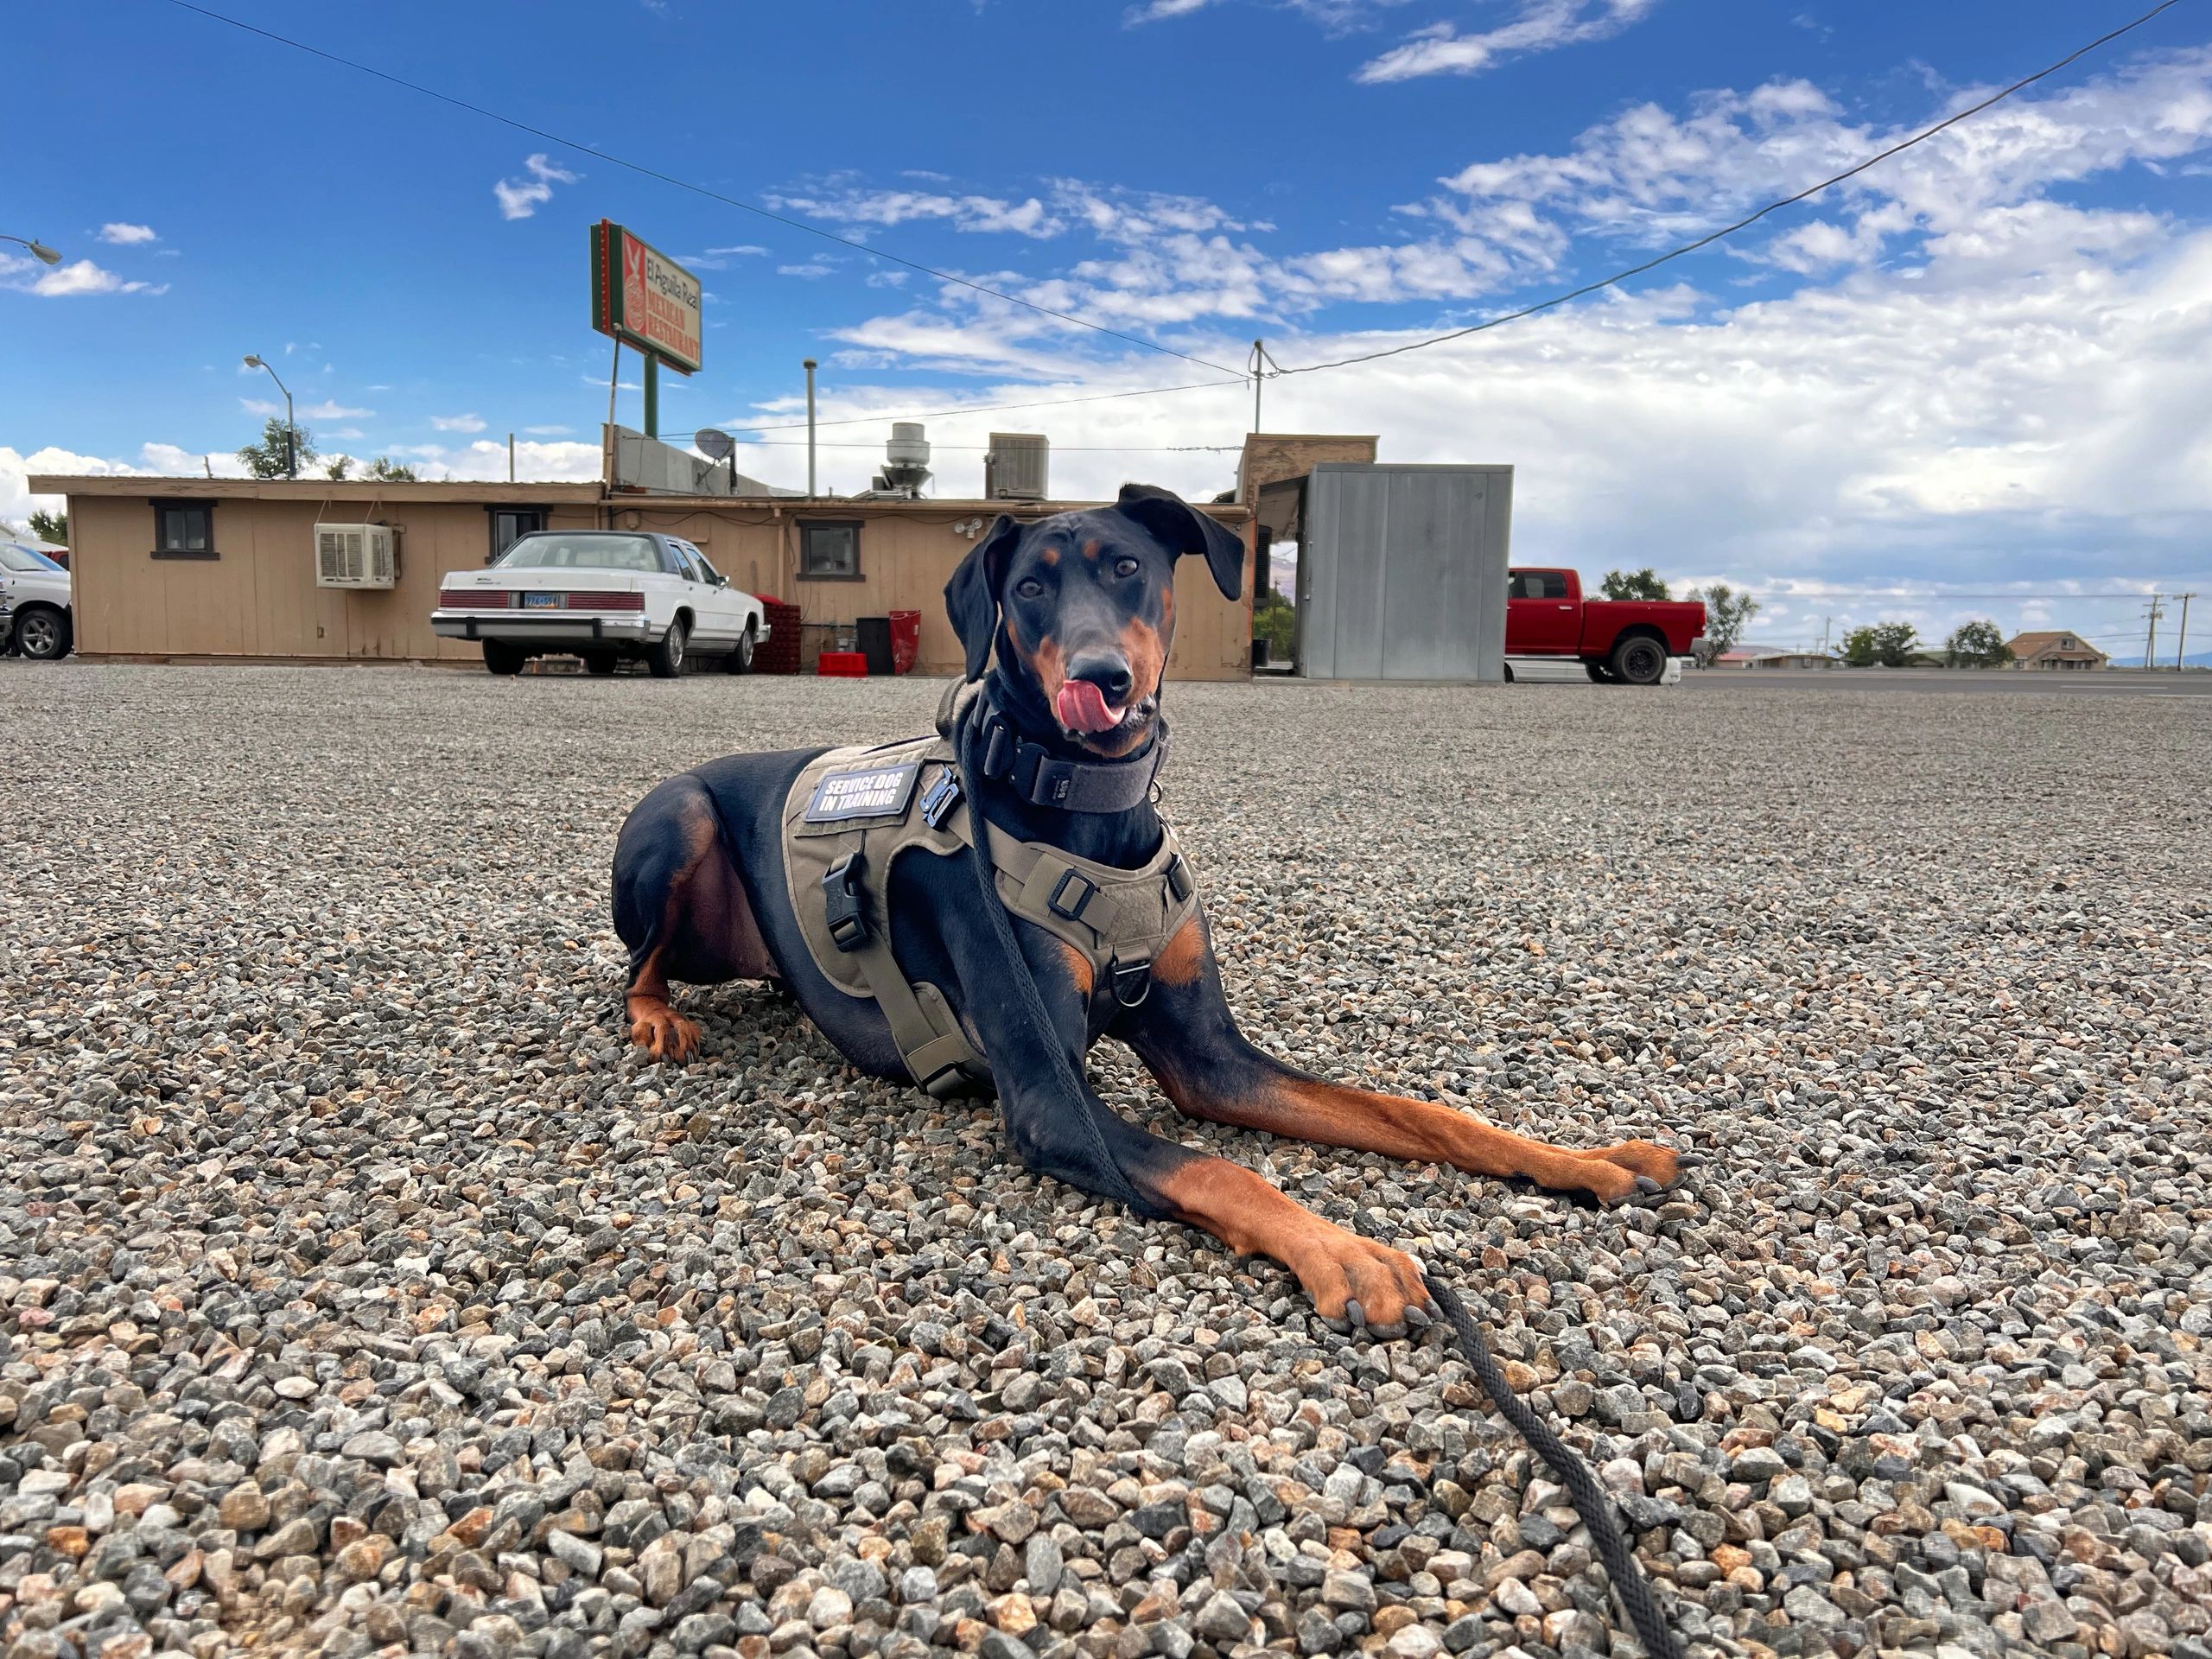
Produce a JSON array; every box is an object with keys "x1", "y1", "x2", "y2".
[{"x1": 1506, "y1": 568, "x2": 1707, "y2": 683}]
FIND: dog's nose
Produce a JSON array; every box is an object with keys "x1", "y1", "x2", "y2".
[{"x1": 1067, "y1": 653, "x2": 1135, "y2": 704}]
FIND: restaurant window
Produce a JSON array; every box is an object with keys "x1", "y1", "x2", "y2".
[
  {"x1": 150, "y1": 499, "x2": 216, "y2": 559},
  {"x1": 488, "y1": 506, "x2": 548, "y2": 563},
  {"x1": 798, "y1": 520, "x2": 861, "y2": 581}
]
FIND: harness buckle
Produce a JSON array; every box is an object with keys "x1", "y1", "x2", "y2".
[
  {"x1": 918, "y1": 766, "x2": 963, "y2": 830},
  {"x1": 1047, "y1": 868, "x2": 1097, "y2": 922},
  {"x1": 822, "y1": 852, "x2": 869, "y2": 952},
  {"x1": 1109, "y1": 957, "x2": 1153, "y2": 1008},
  {"x1": 1165, "y1": 853, "x2": 1193, "y2": 903}
]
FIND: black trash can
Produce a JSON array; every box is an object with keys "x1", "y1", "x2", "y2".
[{"x1": 856, "y1": 616, "x2": 895, "y2": 678}]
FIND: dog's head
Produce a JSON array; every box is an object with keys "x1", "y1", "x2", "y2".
[{"x1": 944, "y1": 483, "x2": 1246, "y2": 757}]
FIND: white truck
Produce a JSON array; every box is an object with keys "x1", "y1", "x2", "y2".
[
  {"x1": 0, "y1": 542, "x2": 73, "y2": 660},
  {"x1": 432, "y1": 529, "x2": 768, "y2": 678}
]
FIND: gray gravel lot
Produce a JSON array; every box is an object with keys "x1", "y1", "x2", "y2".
[{"x1": 3, "y1": 662, "x2": 2209, "y2": 1659}]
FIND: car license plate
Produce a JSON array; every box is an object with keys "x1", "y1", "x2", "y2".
[{"x1": 522, "y1": 592, "x2": 562, "y2": 610}]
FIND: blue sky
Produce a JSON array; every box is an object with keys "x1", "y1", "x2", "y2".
[{"x1": 8, "y1": 0, "x2": 2211, "y2": 651}]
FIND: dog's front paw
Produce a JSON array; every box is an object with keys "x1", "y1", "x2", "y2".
[
  {"x1": 627, "y1": 1000, "x2": 702, "y2": 1062},
  {"x1": 1575, "y1": 1138, "x2": 1681, "y2": 1194},
  {"x1": 1292, "y1": 1224, "x2": 1433, "y2": 1336}
]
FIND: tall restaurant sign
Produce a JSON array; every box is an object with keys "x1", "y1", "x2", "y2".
[{"x1": 590, "y1": 220, "x2": 702, "y2": 374}]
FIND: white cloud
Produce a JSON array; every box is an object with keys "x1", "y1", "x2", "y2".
[
  {"x1": 1126, "y1": 0, "x2": 1214, "y2": 22},
  {"x1": 524, "y1": 423, "x2": 574, "y2": 436},
  {"x1": 244, "y1": 398, "x2": 372, "y2": 420},
  {"x1": 771, "y1": 184, "x2": 1063, "y2": 239},
  {"x1": 494, "y1": 153, "x2": 579, "y2": 220},
  {"x1": 1, "y1": 443, "x2": 247, "y2": 528},
  {"x1": 321, "y1": 428, "x2": 367, "y2": 441},
  {"x1": 1357, "y1": 0, "x2": 1659, "y2": 84},
  {"x1": 705, "y1": 245, "x2": 770, "y2": 257},
  {"x1": 376, "y1": 439, "x2": 602, "y2": 481},
  {"x1": 98, "y1": 223, "x2": 158, "y2": 245},
  {"x1": 2, "y1": 257, "x2": 168, "y2": 297},
  {"x1": 431, "y1": 412, "x2": 488, "y2": 433},
  {"x1": 778, "y1": 262, "x2": 837, "y2": 278}
]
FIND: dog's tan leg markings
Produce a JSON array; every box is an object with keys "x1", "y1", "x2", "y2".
[
  {"x1": 1154, "y1": 1157, "x2": 1428, "y2": 1325},
  {"x1": 626, "y1": 946, "x2": 702, "y2": 1062},
  {"x1": 626, "y1": 800, "x2": 715, "y2": 1063},
  {"x1": 1156, "y1": 1065, "x2": 1677, "y2": 1204},
  {"x1": 1056, "y1": 940, "x2": 1095, "y2": 998}
]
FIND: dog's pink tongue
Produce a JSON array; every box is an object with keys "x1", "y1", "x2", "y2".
[{"x1": 1056, "y1": 679, "x2": 1119, "y2": 734}]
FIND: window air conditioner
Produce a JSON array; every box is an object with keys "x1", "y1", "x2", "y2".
[{"x1": 315, "y1": 524, "x2": 397, "y2": 589}]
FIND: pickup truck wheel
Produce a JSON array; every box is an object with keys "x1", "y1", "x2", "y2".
[
  {"x1": 584, "y1": 652, "x2": 619, "y2": 677},
  {"x1": 722, "y1": 620, "x2": 755, "y2": 675},
  {"x1": 1610, "y1": 634, "x2": 1669, "y2": 686},
  {"x1": 1500, "y1": 662, "x2": 1515, "y2": 683},
  {"x1": 12, "y1": 605, "x2": 68, "y2": 660},
  {"x1": 646, "y1": 617, "x2": 688, "y2": 679},
  {"x1": 1585, "y1": 660, "x2": 1615, "y2": 683},
  {"x1": 483, "y1": 640, "x2": 526, "y2": 677}
]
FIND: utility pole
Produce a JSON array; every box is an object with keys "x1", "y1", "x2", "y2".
[
  {"x1": 1821, "y1": 616, "x2": 1832, "y2": 657},
  {"x1": 1248, "y1": 340, "x2": 1281, "y2": 434},
  {"x1": 803, "y1": 359, "x2": 818, "y2": 499},
  {"x1": 2173, "y1": 592, "x2": 2196, "y2": 670},
  {"x1": 2141, "y1": 594, "x2": 2165, "y2": 671}
]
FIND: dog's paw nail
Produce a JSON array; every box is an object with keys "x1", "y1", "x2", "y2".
[
  {"x1": 1403, "y1": 1304, "x2": 1433, "y2": 1329},
  {"x1": 1342, "y1": 1299, "x2": 1365, "y2": 1330},
  {"x1": 1674, "y1": 1152, "x2": 1708, "y2": 1168},
  {"x1": 1369, "y1": 1319, "x2": 1408, "y2": 1341},
  {"x1": 1635, "y1": 1175, "x2": 1663, "y2": 1195}
]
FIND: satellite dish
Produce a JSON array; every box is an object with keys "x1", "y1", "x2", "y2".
[{"x1": 695, "y1": 428, "x2": 734, "y2": 461}]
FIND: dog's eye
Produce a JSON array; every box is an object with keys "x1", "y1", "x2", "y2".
[
  {"x1": 1014, "y1": 578, "x2": 1046, "y2": 599},
  {"x1": 1112, "y1": 557, "x2": 1140, "y2": 578}
]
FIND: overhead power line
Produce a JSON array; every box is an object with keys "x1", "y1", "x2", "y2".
[
  {"x1": 158, "y1": 0, "x2": 1245, "y2": 378},
  {"x1": 1269, "y1": 0, "x2": 2186, "y2": 378},
  {"x1": 162, "y1": 0, "x2": 2183, "y2": 429}
]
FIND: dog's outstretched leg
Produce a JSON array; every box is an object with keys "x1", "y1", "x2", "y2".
[
  {"x1": 612, "y1": 772, "x2": 758, "y2": 1063},
  {"x1": 1124, "y1": 916, "x2": 1681, "y2": 1202},
  {"x1": 951, "y1": 910, "x2": 1433, "y2": 1330}
]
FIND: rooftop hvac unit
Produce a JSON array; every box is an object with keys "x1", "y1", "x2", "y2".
[
  {"x1": 985, "y1": 433, "x2": 1048, "y2": 500},
  {"x1": 315, "y1": 523, "x2": 397, "y2": 589},
  {"x1": 870, "y1": 421, "x2": 932, "y2": 496}
]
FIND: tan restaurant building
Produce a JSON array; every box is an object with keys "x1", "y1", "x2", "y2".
[{"x1": 32, "y1": 475, "x2": 1257, "y2": 682}]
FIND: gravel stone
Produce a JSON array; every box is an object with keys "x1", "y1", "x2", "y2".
[{"x1": 3, "y1": 665, "x2": 2208, "y2": 1659}]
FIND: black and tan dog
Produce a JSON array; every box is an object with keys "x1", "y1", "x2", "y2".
[{"x1": 612, "y1": 485, "x2": 1679, "y2": 1330}]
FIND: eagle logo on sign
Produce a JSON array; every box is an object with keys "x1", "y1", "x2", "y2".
[{"x1": 623, "y1": 237, "x2": 647, "y2": 323}]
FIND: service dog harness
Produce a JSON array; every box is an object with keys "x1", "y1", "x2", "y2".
[{"x1": 780, "y1": 689, "x2": 1196, "y2": 1098}]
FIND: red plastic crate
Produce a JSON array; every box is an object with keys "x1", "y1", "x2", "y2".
[
  {"x1": 756, "y1": 600, "x2": 803, "y2": 673},
  {"x1": 817, "y1": 651, "x2": 868, "y2": 677}
]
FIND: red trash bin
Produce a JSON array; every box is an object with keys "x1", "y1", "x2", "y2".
[{"x1": 887, "y1": 609, "x2": 921, "y2": 675}]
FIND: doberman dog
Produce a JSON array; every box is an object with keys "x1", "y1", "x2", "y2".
[{"x1": 612, "y1": 484, "x2": 1680, "y2": 1331}]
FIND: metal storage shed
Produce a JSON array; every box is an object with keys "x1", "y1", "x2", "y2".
[{"x1": 1288, "y1": 462, "x2": 1512, "y2": 682}]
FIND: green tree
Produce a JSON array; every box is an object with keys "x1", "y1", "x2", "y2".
[
  {"x1": 324, "y1": 455, "x2": 355, "y2": 481},
  {"x1": 28, "y1": 507, "x2": 67, "y2": 543},
  {"x1": 1944, "y1": 619, "x2": 2012, "y2": 668},
  {"x1": 1842, "y1": 621, "x2": 1920, "y2": 667},
  {"x1": 1685, "y1": 581, "x2": 1761, "y2": 666},
  {"x1": 238, "y1": 416, "x2": 315, "y2": 479},
  {"x1": 1252, "y1": 586, "x2": 1295, "y2": 663},
  {"x1": 365, "y1": 456, "x2": 418, "y2": 481},
  {"x1": 1599, "y1": 568, "x2": 1670, "y2": 601}
]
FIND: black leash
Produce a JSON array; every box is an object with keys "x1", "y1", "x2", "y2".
[
  {"x1": 1416, "y1": 1267, "x2": 1687, "y2": 1659},
  {"x1": 945, "y1": 686, "x2": 1684, "y2": 1659}
]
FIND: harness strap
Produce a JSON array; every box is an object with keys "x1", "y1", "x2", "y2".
[{"x1": 820, "y1": 842, "x2": 991, "y2": 1099}]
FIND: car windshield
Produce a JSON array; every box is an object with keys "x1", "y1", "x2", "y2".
[
  {"x1": 0, "y1": 543, "x2": 66, "y2": 574},
  {"x1": 496, "y1": 534, "x2": 663, "y2": 573}
]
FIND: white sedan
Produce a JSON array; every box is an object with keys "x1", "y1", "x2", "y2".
[{"x1": 432, "y1": 530, "x2": 768, "y2": 678}]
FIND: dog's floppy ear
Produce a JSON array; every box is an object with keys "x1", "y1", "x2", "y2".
[
  {"x1": 944, "y1": 513, "x2": 1024, "y2": 682},
  {"x1": 1114, "y1": 482, "x2": 1245, "y2": 601}
]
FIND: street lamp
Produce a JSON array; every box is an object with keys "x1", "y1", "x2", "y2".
[
  {"x1": 242, "y1": 353, "x2": 296, "y2": 480},
  {"x1": 3, "y1": 235, "x2": 63, "y2": 266}
]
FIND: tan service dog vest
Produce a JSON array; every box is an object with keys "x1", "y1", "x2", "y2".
[{"x1": 780, "y1": 733, "x2": 1197, "y2": 1098}]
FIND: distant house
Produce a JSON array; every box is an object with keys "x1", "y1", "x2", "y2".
[
  {"x1": 1751, "y1": 652, "x2": 1836, "y2": 669},
  {"x1": 2007, "y1": 631, "x2": 2111, "y2": 671}
]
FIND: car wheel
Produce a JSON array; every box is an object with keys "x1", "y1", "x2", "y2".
[
  {"x1": 1585, "y1": 660, "x2": 1616, "y2": 683},
  {"x1": 723, "y1": 621, "x2": 756, "y2": 675},
  {"x1": 646, "y1": 617, "x2": 688, "y2": 679},
  {"x1": 14, "y1": 606, "x2": 69, "y2": 661},
  {"x1": 483, "y1": 640, "x2": 527, "y2": 677},
  {"x1": 1501, "y1": 662, "x2": 1516, "y2": 683},
  {"x1": 1610, "y1": 633, "x2": 1669, "y2": 686},
  {"x1": 584, "y1": 652, "x2": 620, "y2": 677}
]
